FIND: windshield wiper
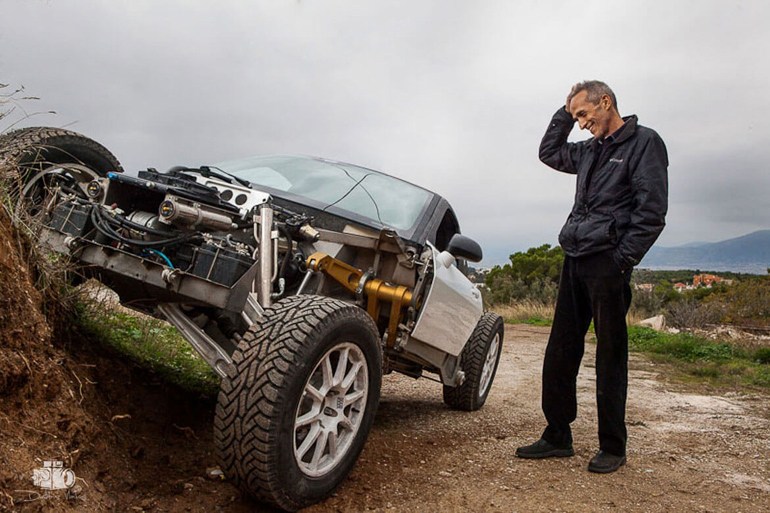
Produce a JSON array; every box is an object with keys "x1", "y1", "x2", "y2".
[{"x1": 198, "y1": 165, "x2": 252, "y2": 188}]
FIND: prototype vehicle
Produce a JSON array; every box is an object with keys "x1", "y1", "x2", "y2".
[{"x1": 2, "y1": 127, "x2": 504, "y2": 511}]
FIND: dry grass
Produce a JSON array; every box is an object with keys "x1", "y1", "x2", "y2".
[
  {"x1": 490, "y1": 300, "x2": 554, "y2": 326},
  {"x1": 491, "y1": 300, "x2": 655, "y2": 328}
]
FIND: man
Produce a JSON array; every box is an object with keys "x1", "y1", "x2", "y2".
[{"x1": 516, "y1": 81, "x2": 668, "y2": 473}]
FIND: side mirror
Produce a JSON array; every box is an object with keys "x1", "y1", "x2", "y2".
[{"x1": 446, "y1": 233, "x2": 483, "y2": 263}]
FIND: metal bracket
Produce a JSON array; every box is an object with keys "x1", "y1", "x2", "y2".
[{"x1": 158, "y1": 303, "x2": 234, "y2": 379}]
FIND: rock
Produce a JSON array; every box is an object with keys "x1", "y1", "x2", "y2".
[
  {"x1": 205, "y1": 467, "x2": 225, "y2": 481},
  {"x1": 638, "y1": 315, "x2": 666, "y2": 331}
]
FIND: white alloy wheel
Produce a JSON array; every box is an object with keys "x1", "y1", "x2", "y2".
[
  {"x1": 215, "y1": 295, "x2": 382, "y2": 511},
  {"x1": 294, "y1": 342, "x2": 369, "y2": 477},
  {"x1": 479, "y1": 331, "x2": 501, "y2": 396}
]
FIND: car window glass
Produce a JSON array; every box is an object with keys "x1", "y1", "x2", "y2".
[{"x1": 216, "y1": 156, "x2": 432, "y2": 231}]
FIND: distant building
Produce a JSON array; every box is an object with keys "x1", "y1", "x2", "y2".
[
  {"x1": 692, "y1": 273, "x2": 730, "y2": 288},
  {"x1": 634, "y1": 283, "x2": 655, "y2": 292},
  {"x1": 673, "y1": 282, "x2": 687, "y2": 293}
]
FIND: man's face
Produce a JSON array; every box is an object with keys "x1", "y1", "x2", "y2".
[{"x1": 568, "y1": 90, "x2": 613, "y2": 139}]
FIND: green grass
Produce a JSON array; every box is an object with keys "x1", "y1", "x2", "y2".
[
  {"x1": 522, "y1": 316, "x2": 552, "y2": 326},
  {"x1": 75, "y1": 294, "x2": 770, "y2": 395},
  {"x1": 628, "y1": 326, "x2": 770, "y2": 389},
  {"x1": 627, "y1": 326, "x2": 737, "y2": 361},
  {"x1": 75, "y1": 302, "x2": 220, "y2": 396}
]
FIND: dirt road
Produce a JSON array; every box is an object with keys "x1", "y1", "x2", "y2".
[
  {"x1": 11, "y1": 325, "x2": 769, "y2": 512},
  {"x1": 305, "y1": 324, "x2": 770, "y2": 513}
]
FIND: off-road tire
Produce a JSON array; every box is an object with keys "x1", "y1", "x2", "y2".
[
  {"x1": 0, "y1": 126, "x2": 122, "y2": 213},
  {"x1": 442, "y1": 312, "x2": 504, "y2": 411},
  {"x1": 0, "y1": 127, "x2": 123, "y2": 284},
  {"x1": 0, "y1": 126, "x2": 123, "y2": 179},
  {"x1": 214, "y1": 295, "x2": 382, "y2": 512}
]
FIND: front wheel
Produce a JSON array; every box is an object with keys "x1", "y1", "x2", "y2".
[
  {"x1": 443, "y1": 312, "x2": 504, "y2": 411},
  {"x1": 214, "y1": 295, "x2": 382, "y2": 511}
]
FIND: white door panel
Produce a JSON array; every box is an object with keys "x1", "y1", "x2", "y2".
[{"x1": 410, "y1": 243, "x2": 483, "y2": 356}]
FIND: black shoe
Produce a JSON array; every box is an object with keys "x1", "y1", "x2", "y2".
[
  {"x1": 587, "y1": 451, "x2": 626, "y2": 473},
  {"x1": 515, "y1": 438, "x2": 574, "y2": 459}
]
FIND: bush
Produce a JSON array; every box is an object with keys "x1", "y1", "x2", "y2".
[
  {"x1": 630, "y1": 288, "x2": 663, "y2": 319},
  {"x1": 706, "y1": 276, "x2": 770, "y2": 325},
  {"x1": 665, "y1": 298, "x2": 722, "y2": 329}
]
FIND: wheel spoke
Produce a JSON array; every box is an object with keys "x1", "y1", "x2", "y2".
[
  {"x1": 304, "y1": 383, "x2": 325, "y2": 403},
  {"x1": 321, "y1": 356, "x2": 335, "y2": 392},
  {"x1": 296, "y1": 407, "x2": 322, "y2": 428},
  {"x1": 340, "y1": 360, "x2": 363, "y2": 392},
  {"x1": 310, "y1": 430, "x2": 330, "y2": 468},
  {"x1": 332, "y1": 347, "x2": 350, "y2": 387},
  {"x1": 296, "y1": 424, "x2": 322, "y2": 461},
  {"x1": 343, "y1": 388, "x2": 365, "y2": 408}
]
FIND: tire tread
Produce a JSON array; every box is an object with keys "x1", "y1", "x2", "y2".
[{"x1": 214, "y1": 295, "x2": 381, "y2": 511}]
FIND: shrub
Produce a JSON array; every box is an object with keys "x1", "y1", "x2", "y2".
[
  {"x1": 630, "y1": 288, "x2": 663, "y2": 319},
  {"x1": 707, "y1": 276, "x2": 770, "y2": 325},
  {"x1": 665, "y1": 298, "x2": 722, "y2": 329}
]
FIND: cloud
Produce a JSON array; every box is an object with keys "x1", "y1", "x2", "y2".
[{"x1": 1, "y1": 0, "x2": 768, "y2": 265}]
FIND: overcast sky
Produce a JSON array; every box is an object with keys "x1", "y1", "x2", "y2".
[{"x1": 1, "y1": 0, "x2": 768, "y2": 265}]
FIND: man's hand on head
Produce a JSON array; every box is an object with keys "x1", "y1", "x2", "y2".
[{"x1": 566, "y1": 84, "x2": 580, "y2": 117}]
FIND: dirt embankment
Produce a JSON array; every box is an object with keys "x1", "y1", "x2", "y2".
[
  {"x1": 1, "y1": 207, "x2": 769, "y2": 511},
  {"x1": 0, "y1": 209, "x2": 229, "y2": 512}
]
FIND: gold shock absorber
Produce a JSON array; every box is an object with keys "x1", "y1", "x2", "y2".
[{"x1": 306, "y1": 252, "x2": 413, "y2": 348}]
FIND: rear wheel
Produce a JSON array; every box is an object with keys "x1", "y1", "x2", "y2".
[
  {"x1": 0, "y1": 126, "x2": 122, "y2": 213},
  {"x1": 0, "y1": 127, "x2": 123, "y2": 283},
  {"x1": 443, "y1": 312, "x2": 504, "y2": 411},
  {"x1": 214, "y1": 295, "x2": 382, "y2": 511}
]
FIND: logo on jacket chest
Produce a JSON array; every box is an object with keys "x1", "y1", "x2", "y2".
[{"x1": 609, "y1": 157, "x2": 624, "y2": 163}]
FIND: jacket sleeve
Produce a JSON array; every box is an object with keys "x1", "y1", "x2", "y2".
[
  {"x1": 613, "y1": 131, "x2": 669, "y2": 270},
  {"x1": 538, "y1": 106, "x2": 584, "y2": 174}
]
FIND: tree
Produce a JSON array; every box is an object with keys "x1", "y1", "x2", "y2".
[{"x1": 485, "y1": 244, "x2": 564, "y2": 304}]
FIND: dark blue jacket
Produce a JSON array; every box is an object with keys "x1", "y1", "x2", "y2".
[{"x1": 539, "y1": 107, "x2": 668, "y2": 270}]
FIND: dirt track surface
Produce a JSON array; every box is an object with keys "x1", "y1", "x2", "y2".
[
  {"x1": 308, "y1": 325, "x2": 770, "y2": 513},
  {"x1": 7, "y1": 325, "x2": 770, "y2": 512}
]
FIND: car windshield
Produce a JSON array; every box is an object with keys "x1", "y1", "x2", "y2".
[{"x1": 214, "y1": 155, "x2": 433, "y2": 231}]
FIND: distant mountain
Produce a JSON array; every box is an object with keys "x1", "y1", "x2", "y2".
[{"x1": 641, "y1": 230, "x2": 770, "y2": 274}]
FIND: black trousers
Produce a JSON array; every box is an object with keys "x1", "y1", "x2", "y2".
[{"x1": 541, "y1": 250, "x2": 632, "y2": 456}]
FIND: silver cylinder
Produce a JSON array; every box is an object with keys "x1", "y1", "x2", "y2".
[
  {"x1": 158, "y1": 195, "x2": 235, "y2": 232},
  {"x1": 257, "y1": 204, "x2": 274, "y2": 308}
]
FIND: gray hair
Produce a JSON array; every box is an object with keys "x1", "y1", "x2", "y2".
[{"x1": 568, "y1": 80, "x2": 618, "y2": 111}]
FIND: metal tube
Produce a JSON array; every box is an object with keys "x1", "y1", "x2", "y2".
[
  {"x1": 258, "y1": 204, "x2": 273, "y2": 308},
  {"x1": 296, "y1": 270, "x2": 314, "y2": 295},
  {"x1": 158, "y1": 304, "x2": 233, "y2": 378}
]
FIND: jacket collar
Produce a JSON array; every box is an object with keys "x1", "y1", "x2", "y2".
[{"x1": 591, "y1": 115, "x2": 638, "y2": 147}]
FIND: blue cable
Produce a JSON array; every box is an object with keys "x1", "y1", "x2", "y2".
[{"x1": 145, "y1": 248, "x2": 175, "y2": 269}]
